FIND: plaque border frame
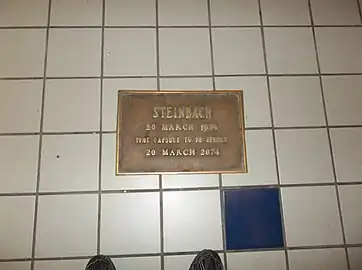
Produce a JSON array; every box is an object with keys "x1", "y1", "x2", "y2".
[{"x1": 116, "y1": 90, "x2": 248, "y2": 175}]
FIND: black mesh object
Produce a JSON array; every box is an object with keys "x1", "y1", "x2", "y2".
[
  {"x1": 189, "y1": 250, "x2": 224, "y2": 270},
  {"x1": 85, "y1": 255, "x2": 116, "y2": 270}
]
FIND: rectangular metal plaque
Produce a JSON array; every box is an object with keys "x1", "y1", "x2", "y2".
[{"x1": 116, "y1": 90, "x2": 247, "y2": 175}]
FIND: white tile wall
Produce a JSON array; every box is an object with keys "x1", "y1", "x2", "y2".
[
  {"x1": 43, "y1": 79, "x2": 101, "y2": 132},
  {"x1": 0, "y1": 80, "x2": 42, "y2": 133},
  {"x1": 163, "y1": 191, "x2": 223, "y2": 252},
  {"x1": 35, "y1": 195, "x2": 98, "y2": 257},
  {"x1": 47, "y1": 29, "x2": 101, "y2": 77},
  {"x1": 164, "y1": 254, "x2": 224, "y2": 270},
  {"x1": 0, "y1": 29, "x2": 46, "y2": 77},
  {"x1": 222, "y1": 130, "x2": 278, "y2": 186},
  {"x1": 270, "y1": 77, "x2": 325, "y2": 127},
  {"x1": 0, "y1": 196, "x2": 35, "y2": 259},
  {"x1": 282, "y1": 186, "x2": 343, "y2": 246},
  {"x1": 159, "y1": 28, "x2": 211, "y2": 75},
  {"x1": 34, "y1": 260, "x2": 88, "y2": 270},
  {"x1": 276, "y1": 129, "x2": 334, "y2": 184},
  {"x1": 311, "y1": 0, "x2": 361, "y2": 25},
  {"x1": 288, "y1": 248, "x2": 348, "y2": 270},
  {"x1": 158, "y1": 0, "x2": 209, "y2": 26},
  {"x1": 40, "y1": 134, "x2": 99, "y2": 191},
  {"x1": 331, "y1": 128, "x2": 362, "y2": 182},
  {"x1": 339, "y1": 185, "x2": 362, "y2": 244},
  {"x1": 212, "y1": 28, "x2": 265, "y2": 75},
  {"x1": 101, "y1": 193, "x2": 160, "y2": 254},
  {"x1": 104, "y1": 29, "x2": 156, "y2": 76},
  {"x1": 316, "y1": 27, "x2": 362, "y2": 73},
  {"x1": 0, "y1": 136, "x2": 39, "y2": 193},
  {"x1": 50, "y1": 0, "x2": 102, "y2": 26},
  {"x1": 260, "y1": 0, "x2": 310, "y2": 25},
  {"x1": 0, "y1": 262, "x2": 31, "y2": 270},
  {"x1": 1, "y1": 0, "x2": 362, "y2": 269},
  {"x1": 324, "y1": 76, "x2": 362, "y2": 125},
  {"x1": 0, "y1": 0, "x2": 48, "y2": 26},
  {"x1": 227, "y1": 251, "x2": 286, "y2": 270},
  {"x1": 210, "y1": 0, "x2": 260, "y2": 26},
  {"x1": 106, "y1": 0, "x2": 156, "y2": 26},
  {"x1": 264, "y1": 28, "x2": 318, "y2": 74},
  {"x1": 348, "y1": 247, "x2": 362, "y2": 270},
  {"x1": 112, "y1": 257, "x2": 160, "y2": 270}
]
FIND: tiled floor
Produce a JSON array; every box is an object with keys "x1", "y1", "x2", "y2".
[{"x1": 0, "y1": 0, "x2": 362, "y2": 270}]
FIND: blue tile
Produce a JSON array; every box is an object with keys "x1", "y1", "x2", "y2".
[{"x1": 224, "y1": 188, "x2": 284, "y2": 250}]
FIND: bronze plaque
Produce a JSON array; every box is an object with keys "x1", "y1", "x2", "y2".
[{"x1": 116, "y1": 90, "x2": 247, "y2": 175}]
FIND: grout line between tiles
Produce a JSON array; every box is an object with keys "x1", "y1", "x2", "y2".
[
  {"x1": 1, "y1": 24, "x2": 362, "y2": 30},
  {"x1": 307, "y1": 1, "x2": 351, "y2": 270},
  {"x1": 30, "y1": 1, "x2": 52, "y2": 269},
  {"x1": 1, "y1": 125, "x2": 362, "y2": 137},
  {"x1": 2, "y1": 72, "x2": 362, "y2": 81},
  {"x1": 96, "y1": 0, "x2": 106, "y2": 256},
  {"x1": 155, "y1": 1, "x2": 165, "y2": 270},
  {"x1": 206, "y1": 0, "x2": 228, "y2": 267},
  {"x1": 257, "y1": 0, "x2": 290, "y2": 269},
  {"x1": 357, "y1": 0, "x2": 362, "y2": 23},
  {"x1": 2, "y1": 182, "x2": 362, "y2": 197},
  {"x1": 3, "y1": 243, "x2": 362, "y2": 263}
]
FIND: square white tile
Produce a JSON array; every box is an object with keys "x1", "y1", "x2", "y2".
[
  {"x1": 165, "y1": 253, "x2": 224, "y2": 270},
  {"x1": 0, "y1": 29, "x2": 45, "y2": 78},
  {"x1": 0, "y1": 136, "x2": 39, "y2": 193},
  {"x1": 270, "y1": 77, "x2": 325, "y2": 127},
  {"x1": 50, "y1": 0, "x2": 102, "y2": 26},
  {"x1": 160, "y1": 78, "x2": 213, "y2": 90},
  {"x1": 164, "y1": 255, "x2": 198, "y2": 270},
  {"x1": 158, "y1": 0, "x2": 208, "y2": 26},
  {"x1": 222, "y1": 130, "x2": 278, "y2": 186},
  {"x1": 212, "y1": 28, "x2": 265, "y2": 75},
  {"x1": 0, "y1": 0, "x2": 48, "y2": 26},
  {"x1": 288, "y1": 249, "x2": 348, "y2": 270},
  {"x1": 102, "y1": 78, "x2": 157, "y2": 132},
  {"x1": 101, "y1": 134, "x2": 159, "y2": 190},
  {"x1": 43, "y1": 79, "x2": 100, "y2": 132},
  {"x1": 265, "y1": 28, "x2": 318, "y2": 74},
  {"x1": 35, "y1": 194, "x2": 98, "y2": 257},
  {"x1": 210, "y1": 0, "x2": 260, "y2": 26},
  {"x1": 162, "y1": 174, "x2": 219, "y2": 189},
  {"x1": 215, "y1": 77, "x2": 271, "y2": 127},
  {"x1": 311, "y1": 0, "x2": 361, "y2": 25},
  {"x1": 47, "y1": 29, "x2": 101, "y2": 77},
  {"x1": 324, "y1": 76, "x2": 362, "y2": 125},
  {"x1": 227, "y1": 251, "x2": 286, "y2": 270},
  {"x1": 276, "y1": 129, "x2": 334, "y2": 184},
  {"x1": 40, "y1": 134, "x2": 99, "y2": 192},
  {"x1": 330, "y1": 128, "x2": 362, "y2": 183},
  {"x1": 106, "y1": 0, "x2": 156, "y2": 26},
  {"x1": 104, "y1": 29, "x2": 156, "y2": 76},
  {"x1": 316, "y1": 28, "x2": 362, "y2": 73},
  {"x1": 348, "y1": 247, "x2": 362, "y2": 270},
  {"x1": 339, "y1": 185, "x2": 362, "y2": 244},
  {"x1": 101, "y1": 193, "x2": 160, "y2": 254},
  {"x1": 0, "y1": 80, "x2": 42, "y2": 133},
  {"x1": 260, "y1": 0, "x2": 310, "y2": 25},
  {"x1": 0, "y1": 196, "x2": 35, "y2": 259},
  {"x1": 34, "y1": 260, "x2": 88, "y2": 270},
  {"x1": 0, "y1": 262, "x2": 31, "y2": 270},
  {"x1": 282, "y1": 186, "x2": 343, "y2": 246},
  {"x1": 159, "y1": 28, "x2": 211, "y2": 76},
  {"x1": 163, "y1": 190, "x2": 223, "y2": 252},
  {"x1": 112, "y1": 257, "x2": 160, "y2": 270}
]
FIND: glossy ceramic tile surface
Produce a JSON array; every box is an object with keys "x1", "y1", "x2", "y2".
[
  {"x1": 224, "y1": 188, "x2": 284, "y2": 250},
  {"x1": 1, "y1": 0, "x2": 361, "y2": 268}
]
